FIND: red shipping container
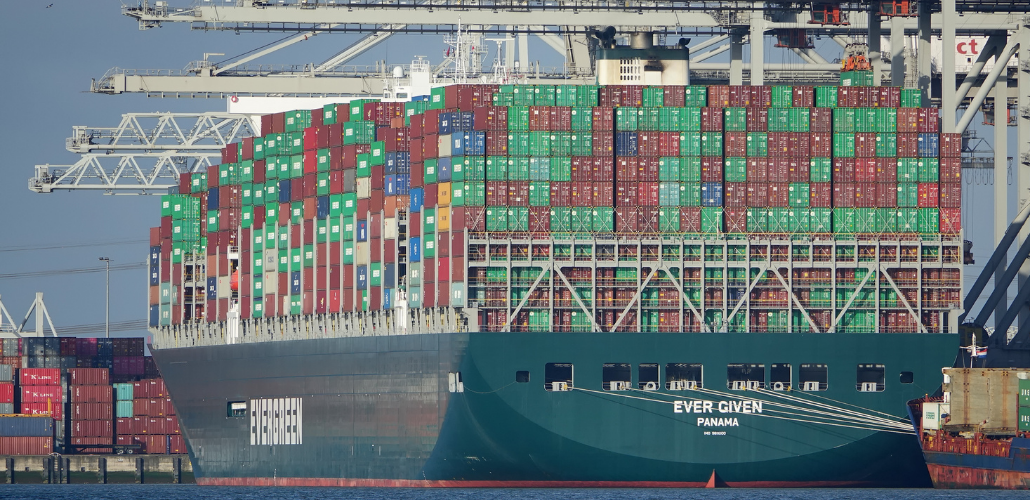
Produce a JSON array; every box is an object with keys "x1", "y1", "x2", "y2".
[
  {"x1": 725, "y1": 209, "x2": 747, "y2": 233},
  {"x1": 918, "y1": 183, "x2": 939, "y2": 208},
  {"x1": 20, "y1": 385, "x2": 62, "y2": 404},
  {"x1": 485, "y1": 181, "x2": 508, "y2": 205},
  {"x1": 855, "y1": 183, "x2": 877, "y2": 208},
  {"x1": 570, "y1": 157, "x2": 591, "y2": 181},
  {"x1": 70, "y1": 385, "x2": 113, "y2": 403},
  {"x1": 591, "y1": 157, "x2": 614, "y2": 181},
  {"x1": 146, "y1": 434, "x2": 169, "y2": 455},
  {"x1": 0, "y1": 436, "x2": 53, "y2": 455},
  {"x1": 940, "y1": 207, "x2": 962, "y2": 234},
  {"x1": 747, "y1": 158, "x2": 768, "y2": 182},
  {"x1": 746, "y1": 107, "x2": 768, "y2": 132},
  {"x1": 169, "y1": 434, "x2": 187, "y2": 454},
  {"x1": 793, "y1": 86, "x2": 815, "y2": 108},
  {"x1": 875, "y1": 158, "x2": 897, "y2": 183},
  {"x1": 810, "y1": 182, "x2": 832, "y2": 207},
  {"x1": 615, "y1": 208, "x2": 640, "y2": 233},
  {"x1": 19, "y1": 403, "x2": 62, "y2": 420},
  {"x1": 833, "y1": 158, "x2": 856, "y2": 182},
  {"x1": 615, "y1": 183, "x2": 637, "y2": 207},
  {"x1": 810, "y1": 108, "x2": 832, "y2": 133},
  {"x1": 616, "y1": 157, "x2": 638, "y2": 182},
  {"x1": 592, "y1": 182, "x2": 614, "y2": 206},
  {"x1": 767, "y1": 183, "x2": 789, "y2": 207},
  {"x1": 918, "y1": 108, "x2": 940, "y2": 133},
  {"x1": 767, "y1": 158, "x2": 790, "y2": 182},
  {"x1": 701, "y1": 157, "x2": 723, "y2": 182},
  {"x1": 637, "y1": 132, "x2": 660, "y2": 156},
  {"x1": 116, "y1": 417, "x2": 134, "y2": 435},
  {"x1": 133, "y1": 398, "x2": 149, "y2": 417},
  {"x1": 810, "y1": 132, "x2": 832, "y2": 157},
  {"x1": 876, "y1": 183, "x2": 897, "y2": 208},
  {"x1": 787, "y1": 158, "x2": 808, "y2": 182},
  {"x1": 592, "y1": 132, "x2": 614, "y2": 156},
  {"x1": 747, "y1": 183, "x2": 769, "y2": 207},
  {"x1": 637, "y1": 207, "x2": 660, "y2": 233},
  {"x1": 724, "y1": 182, "x2": 747, "y2": 207},
  {"x1": 637, "y1": 182, "x2": 660, "y2": 206},
  {"x1": 855, "y1": 132, "x2": 877, "y2": 157},
  {"x1": 0, "y1": 383, "x2": 12, "y2": 404},
  {"x1": 507, "y1": 181, "x2": 530, "y2": 206},
  {"x1": 725, "y1": 132, "x2": 747, "y2": 157},
  {"x1": 701, "y1": 108, "x2": 723, "y2": 131},
  {"x1": 571, "y1": 181, "x2": 593, "y2": 207},
  {"x1": 19, "y1": 368, "x2": 60, "y2": 386},
  {"x1": 941, "y1": 133, "x2": 962, "y2": 158},
  {"x1": 855, "y1": 158, "x2": 878, "y2": 182},
  {"x1": 834, "y1": 183, "x2": 856, "y2": 207},
  {"x1": 708, "y1": 85, "x2": 730, "y2": 107},
  {"x1": 71, "y1": 419, "x2": 114, "y2": 437},
  {"x1": 658, "y1": 132, "x2": 680, "y2": 156},
  {"x1": 940, "y1": 157, "x2": 962, "y2": 183},
  {"x1": 680, "y1": 207, "x2": 701, "y2": 232}
]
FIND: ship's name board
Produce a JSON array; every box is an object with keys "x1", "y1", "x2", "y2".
[{"x1": 674, "y1": 400, "x2": 762, "y2": 415}]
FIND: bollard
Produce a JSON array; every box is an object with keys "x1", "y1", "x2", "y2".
[
  {"x1": 42, "y1": 457, "x2": 52, "y2": 484},
  {"x1": 173, "y1": 456, "x2": 182, "y2": 484},
  {"x1": 5, "y1": 457, "x2": 13, "y2": 484},
  {"x1": 62, "y1": 457, "x2": 70, "y2": 484},
  {"x1": 135, "y1": 457, "x2": 145, "y2": 484},
  {"x1": 97, "y1": 457, "x2": 107, "y2": 484}
]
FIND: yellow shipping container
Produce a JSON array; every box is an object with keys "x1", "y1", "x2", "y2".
[
  {"x1": 438, "y1": 206, "x2": 451, "y2": 232},
  {"x1": 438, "y1": 182, "x2": 452, "y2": 207}
]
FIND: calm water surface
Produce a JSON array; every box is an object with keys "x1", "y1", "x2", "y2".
[{"x1": 0, "y1": 486, "x2": 1026, "y2": 500}]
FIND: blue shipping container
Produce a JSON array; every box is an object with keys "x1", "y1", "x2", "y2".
[
  {"x1": 410, "y1": 188, "x2": 424, "y2": 212},
  {"x1": 384, "y1": 288, "x2": 393, "y2": 309},
  {"x1": 317, "y1": 196, "x2": 330, "y2": 220},
  {"x1": 149, "y1": 269, "x2": 159, "y2": 286},
  {"x1": 384, "y1": 152, "x2": 398, "y2": 175},
  {"x1": 290, "y1": 271, "x2": 302, "y2": 295},
  {"x1": 918, "y1": 133, "x2": 939, "y2": 158},
  {"x1": 357, "y1": 220, "x2": 368, "y2": 242},
  {"x1": 395, "y1": 175, "x2": 411, "y2": 195},
  {"x1": 207, "y1": 277, "x2": 218, "y2": 300},
  {"x1": 149, "y1": 246, "x2": 161, "y2": 266},
  {"x1": 439, "y1": 157, "x2": 452, "y2": 182},
  {"x1": 149, "y1": 305, "x2": 159, "y2": 327},
  {"x1": 458, "y1": 111, "x2": 475, "y2": 132},
  {"x1": 395, "y1": 152, "x2": 411, "y2": 174},
  {"x1": 701, "y1": 182, "x2": 723, "y2": 207},
  {"x1": 279, "y1": 179, "x2": 292, "y2": 203},
  {"x1": 0, "y1": 416, "x2": 53, "y2": 437},
  {"x1": 616, "y1": 132, "x2": 638, "y2": 156},
  {"x1": 384, "y1": 263, "x2": 396, "y2": 286},
  {"x1": 356, "y1": 265, "x2": 369, "y2": 290},
  {"x1": 207, "y1": 188, "x2": 219, "y2": 210},
  {"x1": 464, "y1": 131, "x2": 486, "y2": 156},
  {"x1": 451, "y1": 134, "x2": 465, "y2": 156},
  {"x1": 410, "y1": 237, "x2": 422, "y2": 262},
  {"x1": 439, "y1": 112, "x2": 455, "y2": 135}
]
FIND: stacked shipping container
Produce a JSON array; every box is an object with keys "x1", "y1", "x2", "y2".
[
  {"x1": 115, "y1": 378, "x2": 184, "y2": 454},
  {"x1": 69, "y1": 368, "x2": 113, "y2": 453},
  {"x1": 153, "y1": 83, "x2": 962, "y2": 336}
]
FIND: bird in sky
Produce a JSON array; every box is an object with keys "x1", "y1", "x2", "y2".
[{"x1": 46, "y1": 3, "x2": 54, "y2": 8}]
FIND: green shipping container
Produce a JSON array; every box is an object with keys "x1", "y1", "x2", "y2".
[
  {"x1": 840, "y1": 70, "x2": 874, "y2": 86},
  {"x1": 901, "y1": 89, "x2": 923, "y2": 108},
  {"x1": 659, "y1": 182, "x2": 681, "y2": 206},
  {"x1": 771, "y1": 86, "x2": 793, "y2": 108},
  {"x1": 700, "y1": 132, "x2": 723, "y2": 156},
  {"x1": 810, "y1": 158, "x2": 832, "y2": 182},
  {"x1": 592, "y1": 207, "x2": 614, "y2": 232},
  {"x1": 747, "y1": 132, "x2": 768, "y2": 157},
  {"x1": 1019, "y1": 406, "x2": 1030, "y2": 432},
  {"x1": 834, "y1": 208, "x2": 856, "y2": 234},
  {"x1": 768, "y1": 108, "x2": 810, "y2": 132},
  {"x1": 810, "y1": 208, "x2": 832, "y2": 232},
  {"x1": 897, "y1": 183, "x2": 919, "y2": 207},
  {"x1": 681, "y1": 182, "x2": 701, "y2": 206},
  {"x1": 789, "y1": 183, "x2": 810, "y2": 207},
  {"x1": 918, "y1": 208, "x2": 940, "y2": 233},
  {"x1": 918, "y1": 158, "x2": 940, "y2": 182},
  {"x1": 876, "y1": 133, "x2": 897, "y2": 157},
  {"x1": 723, "y1": 108, "x2": 747, "y2": 132},
  {"x1": 570, "y1": 107, "x2": 593, "y2": 131},
  {"x1": 659, "y1": 157, "x2": 680, "y2": 181},
  {"x1": 701, "y1": 208, "x2": 723, "y2": 233},
  {"x1": 680, "y1": 157, "x2": 702, "y2": 182},
  {"x1": 725, "y1": 158, "x2": 747, "y2": 182},
  {"x1": 680, "y1": 133, "x2": 702, "y2": 156},
  {"x1": 616, "y1": 108, "x2": 638, "y2": 130},
  {"x1": 550, "y1": 207, "x2": 572, "y2": 232},
  {"x1": 747, "y1": 209, "x2": 767, "y2": 232},
  {"x1": 659, "y1": 207, "x2": 680, "y2": 232},
  {"x1": 1019, "y1": 378, "x2": 1030, "y2": 407},
  {"x1": 815, "y1": 86, "x2": 838, "y2": 108},
  {"x1": 637, "y1": 108, "x2": 661, "y2": 131},
  {"x1": 684, "y1": 86, "x2": 708, "y2": 107},
  {"x1": 529, "y1": 182, "x2": 550, "y2": 206},
  {"x1": 833, "y1": 133, "x2": 856, "y2": 157},
  {"x1": 897, "y1": 158, "x2": 919, "y2": 182},
  {"x1": 507, "y1": 157, "x2": 530, "y2": 181},
  {"x1": 570, "y1": 208, "x2": 592, "y2": 232}
]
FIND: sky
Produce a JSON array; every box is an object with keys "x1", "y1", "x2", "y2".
[{"x1": 0, "y1": 1, "x2": 1021, "y2": 338}]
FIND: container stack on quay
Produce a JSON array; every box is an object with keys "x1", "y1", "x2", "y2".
[
  {"x1": 114, "y1": 379, "x2": 185, "y2": 455},
  {"x1": 0, "y1": 337, "x2": 182, "y2": 456},
  {"x1": 151, "y1": 80, "x2": 963, "y2": 336}
]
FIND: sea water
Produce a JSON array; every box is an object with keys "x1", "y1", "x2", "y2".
[{"x1": 0, "y1": 486, "x2": 1026, "y2": 500}]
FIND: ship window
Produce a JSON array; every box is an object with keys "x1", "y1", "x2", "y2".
[
  {"x1": 638, "y1": 363, "x2": 659, "y2": 390},
  {"x1": 770, "y1": 364, "x2": 791, "y2": 391},
  {"x1": 545, "y1": 363, "x2": 573, "y2": 391},
  {"x1": 857, "y1": 364, "x2": 885, "y2": 392},
  {"x1": 900, "y1": 371, "x2": 914, "y2": 384},
  {"x1": 727, "y1": 363, "x2": 765, "y2": 390},
  {"x1": 666, "y1": 363, "x2": 702, "y2": 390},
  {"x1": 799, "y1": 364, "x2": 828, "y2": 391},
  {"x1": 227, "y1": 401, "x2": 247, "y2": 418},
  {"x1": 603, "y1": 363, "x2": 632, "y2": 391},
  {"x1": 516, "y1": 371, "x2": 530, "y2": 383}
]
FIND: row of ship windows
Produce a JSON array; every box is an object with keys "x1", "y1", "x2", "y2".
[{"x1": 505, "y1": 363, "x2": 912, "y2": 393}]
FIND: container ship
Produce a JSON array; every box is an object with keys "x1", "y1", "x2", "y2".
[
  {"x1": 147, "y1": 66, "x2": 966, "y2": 486},
  {"x1": 910, "y1": 368, "x2": 1030, "y2": 489}
]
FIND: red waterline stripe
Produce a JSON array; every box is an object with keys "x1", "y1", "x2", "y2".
[{"x1": 198, "y1": 477, "x2": 878, "y2": 488}]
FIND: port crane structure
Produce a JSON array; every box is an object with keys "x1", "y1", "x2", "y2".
[{"x1": 26, "y1": 0, "x2": 1030, "y2": 356}]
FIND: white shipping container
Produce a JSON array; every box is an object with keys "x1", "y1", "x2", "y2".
[
  {"x1": 384, "y1": 218, "x2": 398, "y2": 239},
  {"x1": 356, "y1": 177, "x2": 371, "y2": 200},
  {"x1": 438, "y1": 134, "x2": 452, "y2": 158},
  {"x1": 217, "y1": 277, "x2": 231, "y2": 299},
  {"x1": 922, "y1": 402, "x2": 948, "y2": 431},
  {"x1": 356, "y1": 242, "x2": 370, "y2": 265}
]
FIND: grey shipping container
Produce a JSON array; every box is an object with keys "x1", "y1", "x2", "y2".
[
  {"x1": 943, "y1": 368, "x2": 1028, "y2": 434},
  {"x1": 0, "y1": 416, "x2": 54, "y2": 437},
  {"x1": 0, "y1": 403, "x2": 13, "y2": 414},
  {"x1": 2, "y1": 339, "x2": 18, "y2": 355},
  {"x1": 0, "y1": 364, "x2": 11, "y2": 382}
]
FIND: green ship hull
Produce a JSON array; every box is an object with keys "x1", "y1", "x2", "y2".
[{"x1": 152, "y1": 331, "x2": 957, "y2": 487}]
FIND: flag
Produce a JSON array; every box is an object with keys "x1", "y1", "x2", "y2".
[{"x1": 975, "y1": 346, "x2": 987, "y2": 358}]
